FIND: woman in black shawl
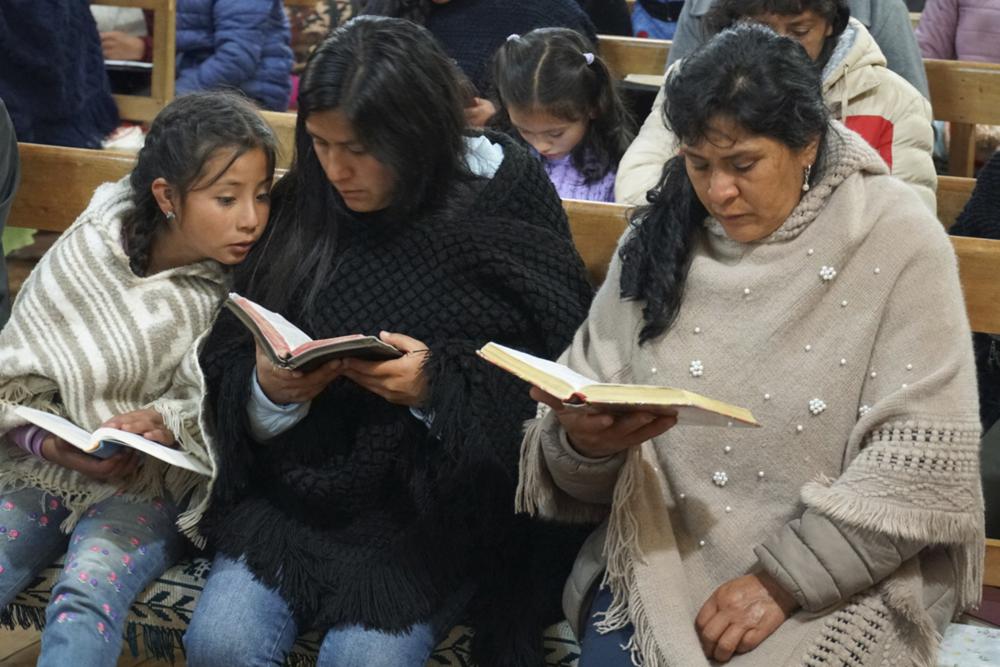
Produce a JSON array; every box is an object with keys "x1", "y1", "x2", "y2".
[{"x1": 184, "y1": 16, "x2": 593, "y2": 667}]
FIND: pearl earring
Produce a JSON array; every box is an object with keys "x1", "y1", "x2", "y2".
[{"x1": 802, "y1": 165, "x2": 812, "y2": 192}]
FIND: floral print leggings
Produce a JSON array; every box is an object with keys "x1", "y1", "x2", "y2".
[{"x1": 0, "y1": 487, "x2": 181, "y2": 667}]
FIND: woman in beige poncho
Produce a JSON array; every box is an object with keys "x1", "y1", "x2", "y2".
[{"x1": 518, "y1": 24, "x2": 983, "y2": 667}]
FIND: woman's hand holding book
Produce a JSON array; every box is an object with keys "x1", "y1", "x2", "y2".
[
  {"x1": 530, "y1": 386, "x2": 677, "y2": 459},
  {"x1": 254, "y1": 343, "x2": 344, "y2": 405},
  {"x1": 339, "y1": 332, "x2": 430, "y2": 407}
]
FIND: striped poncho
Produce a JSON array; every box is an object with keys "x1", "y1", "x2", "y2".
[{"x1": 0, "y1": 178, "x2": 225, "y2": 541}]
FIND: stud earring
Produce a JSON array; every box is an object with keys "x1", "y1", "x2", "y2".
[
  {"x1": 165, "y1": 211, "x2": 176, "y2": 222},
  {"x1": 802, "y1": 165, "x2": 812, "y2": 192}
]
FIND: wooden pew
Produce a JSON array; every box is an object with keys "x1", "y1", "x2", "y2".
[
  {"x1": 7, "y1": 141, "x2": 1000, "y2": 640},
  {"x1": 594, "y1": 41, "x2": 1000, "y2": 180},
  {"x1": 987, "y1": 538, "x2": 1000, "y2": 588},
  {"x1": 925, "y1": 59, "x2": 1000, "y2": 178},
  {"x1": 95, "y1": 0, "x2": 177, "y2": 122},
  {"x1": 560, "y1": 198, "x2": 1000, "y2": 335},
  {"x1": 938, "y1": 175, "x2": 976, "y2": 229},
  {"x1": 260, "y1": 110, "x2": 298, "y2": 170},
  {"x1": 8, "y1": 144, "x2": 137, "y2": 234},
  {"x1": 598, "y1": 35, "x2": 670, "y2": 79}
]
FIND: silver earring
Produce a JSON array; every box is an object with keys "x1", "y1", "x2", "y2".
[
  {"x1": 802, "y1": 165, "x2": 812, "y2": 192},
  {"x1": 165, "y1": 211, "x2": 176, "y2": 222}
]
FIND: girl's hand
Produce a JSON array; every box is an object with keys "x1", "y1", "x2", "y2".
[
  {"x1": 103, "y1": 409, "x2": 176, "y2": 448},
  {"x1": 41, "y1": 436, "x2": 141, "y2": 483},
  {"x1": 695, "y1": 572, "x2": 798, "y2": 662},
  {"x1": 530, "y1": 386, "x2": 677, "y2": 459},
  {"x1": 339, "y1": 332, "x2": 430, "y2": 407}
]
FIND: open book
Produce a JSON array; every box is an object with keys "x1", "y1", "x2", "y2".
[
  {"x1": 225, "y1": 293, "x2": 403, "y2": 371},
  {"x1": 477, "y1": 342, "x2": 759, "y2": 428},
  {"x1": 13, "y1": 406, "x2": 211, "y2": 475}
]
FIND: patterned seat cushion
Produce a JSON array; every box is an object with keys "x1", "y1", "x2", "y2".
[{"x1": 4, "y1": 556, "x2": 583, "y2": 666}]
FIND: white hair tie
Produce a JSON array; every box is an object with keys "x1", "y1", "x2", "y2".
[
  {"x1": 506, "y1": 33, "x2": 520, "y2": 42},
  {"x1": 583, "y1": 52, "x2": 595, "y2": 65}
]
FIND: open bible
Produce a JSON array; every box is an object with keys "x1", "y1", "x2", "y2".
[
  {"x1": 13, "y1": 406, "x2": 211, "y2": 475},
  {"x1": 477, "y1": 342, "x2": 759, "y2": 427},
  {"x1": 225, "y1": 293, "x2": 403, "y2": 371}
]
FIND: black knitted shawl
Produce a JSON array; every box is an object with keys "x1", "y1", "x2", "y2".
[{"x1": 198, "y1": 138, "x2": 594, "y2": 664}]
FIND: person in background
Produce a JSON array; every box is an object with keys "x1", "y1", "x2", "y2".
[
  {"x1": 98, "y1": 0, "x2": 294, "y2": 112},
  {"x1": 520, "y1": 24, "x2": 982, "y2": 666},
  {"x1": 575, "y1": 0, "x2": 633, "y2": 35},
  {"x1": 0, "y1": 0, "x2": 118, "y2": 148},
  {"x1": 493, "y1": 28, "x2": 635, "y2": 202},
  {"x1": 949, "y1": 149, "x2": 1000, "y2": 434},
  {"x1": 667, "y1": 0, "x2": 929, "y2": 97},
  {"x1": 948, "y1": 148, "x2": 1000, "y2": 538},
  {"x1": 632, "y1": 0, "x2": 687, "y2": 39},
  {"x1": 616, "y1": 0, "x2": 935, "y2": 212},
  {"x1": 915, "y1": 0, "x2": 1000, "y2": 163},
  {"x1": 915, "y1": 0, "x2": 1000, "y2": 61},
  {"x1": 0, "y1": 100, "x2": 18, "y2": 328},
  {"x1": 358, "y1": 0, "x2": 596, "y2": 126}
]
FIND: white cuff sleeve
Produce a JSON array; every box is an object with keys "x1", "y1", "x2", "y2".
[{"x1": 247, "y1": 370, "x2": 311, "y2": 442}]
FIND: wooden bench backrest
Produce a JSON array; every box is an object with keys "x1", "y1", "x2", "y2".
[
  {"x1": 260, "y1": 111, "x2": 298, "y2": 170},
  {"x1": 592, "y1": 42, "x2": 1000, "y2": 178},
  {"x1": 7, "y1": 143, "x2": 1000, "y2": 579},
  {"x1": 95, "y1": 0, "x2": 177, "y2": 122},
  {"x1": 911, "y1": 59, "x2": 1000, "y2": 178},
  {"x1": 987, "y1": 538, "x2": 1000, "y2": 588},
  {"x1": 938, "y1": 176, "x2": 976, "y2": 229},
  {"x1": 8, "y1": 144, "x2": 137, "y2": 233},
  {"x1": 598, "y1": 35, "x2": 671, "y2": 78},
  {"x1": 8, "y1": 143, "x2": 995, "y2": 336},
  {"x1": 559, "y1": 198, "x2": 1000, "y2": 336}
]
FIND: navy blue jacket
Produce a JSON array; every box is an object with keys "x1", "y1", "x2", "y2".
[
  {"x1": 176, "y1": 0, "x2": 293, "y2": 111},
  {"x1": 424, "y1": 0, "x2": 596, "y2": 94}
]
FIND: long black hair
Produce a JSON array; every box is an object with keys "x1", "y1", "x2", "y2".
[
  {"x1": 121, "y1": 91, "x2": 278, "y2": 276},
  {"x1": 492, "y1": 28, "x2": 635, "y2": 183},
  {"x1": 620, "y1": 23, "x2": 830, "y2": 344},
  {"x1": 706, "y1": 0, "x2": 850, "y2": 68},
  {"x1": 240, "y1": 16, "x2": 475, "y2": 314}
]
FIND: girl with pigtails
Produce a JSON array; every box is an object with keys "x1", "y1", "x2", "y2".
[{"x1": 492, "y1": 28, "x2": 635, "y2": 202}]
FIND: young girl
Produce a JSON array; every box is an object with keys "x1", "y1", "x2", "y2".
[
  {"x1": 0, "y1": 91, "x2": 276, "y2": 666},
  {"x1": 493, "y1": 27, "x2": 635, "y2": 202}
]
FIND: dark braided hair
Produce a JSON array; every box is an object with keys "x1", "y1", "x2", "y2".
[
  {"x1": 620, "y1": 23, "x2": 830, "y2": 344},
  {"x1": 121, "y1": 91, "x2": 278, "y2": 276},
  {"x1": 492, "y1": 28, "x2": 635, "y2": 185}
]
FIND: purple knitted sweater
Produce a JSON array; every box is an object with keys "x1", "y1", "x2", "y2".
[{"x1": 537, "y1": 150, "x2": 616, "y2": 202}]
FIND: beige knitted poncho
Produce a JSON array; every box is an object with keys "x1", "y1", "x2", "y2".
[
  {"x1": 0, "y1": 179, "x2": 224, "y2": 542},
  {"x1": 518, "y1": 123, "x2": 983, "y2": 666}
]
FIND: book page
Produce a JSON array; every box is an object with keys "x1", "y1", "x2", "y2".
[
  {"x1": 231, "y1": 293, "x2": 313, "y2": 350},
  {"x1": 91, "y1": 428, "x2": 211, "y2": 475},
  {"x1": 486, "y1": 344, "x2": 596, "y2": 393},
  {"x1": 13, "y1": 406, "x2": 93, "y2": 451}
]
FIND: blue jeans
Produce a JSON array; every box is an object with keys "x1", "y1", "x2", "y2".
[
  {"x1": 184, "y1": 554, "x2": 439, "y2": 667},
  {"x1": 0, "y1": 487, "x2": 181, "y2": 667},
  {"x1": 578, "y1": 582, "x2": 636, "y2": 667}
]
